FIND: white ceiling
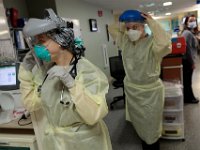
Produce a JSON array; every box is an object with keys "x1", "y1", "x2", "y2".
[{"x1": 81, "y1": 0, "x2": 199, "y2": 17}]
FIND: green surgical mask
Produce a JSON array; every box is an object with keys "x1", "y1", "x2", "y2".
[{"x1": 34, "y1": 45, "x2": 51, "y2": 62}]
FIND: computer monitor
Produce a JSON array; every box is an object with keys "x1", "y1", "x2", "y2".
[
  {"x1": 109, "y1": 56, "x2": 125, "y2": 81},
  {"x1": 0, "y1": 63, "x2": 20, "y2": 91}
]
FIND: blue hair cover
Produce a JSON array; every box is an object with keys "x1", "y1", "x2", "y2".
[{"x1": 119, "y1": 10, "x2": 145, "y2": 23}]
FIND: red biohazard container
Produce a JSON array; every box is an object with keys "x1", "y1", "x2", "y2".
[
  {"x1": 10, "y1": 8, "x2": 19, "y2": 28},
  {"x1": 171, "y1": 37, "x2": 186, "y2": 54}
]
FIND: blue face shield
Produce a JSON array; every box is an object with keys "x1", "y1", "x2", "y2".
[{"x1": 33, "y1": 45, "x2": 51, "y2": 62}]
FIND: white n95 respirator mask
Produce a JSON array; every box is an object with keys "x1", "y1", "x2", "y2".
[
  {"x1": 127, "y1": 29, "x2": 142, "y2": 42},
  {"x1": 188, "y1": 21, "x2": 197, "y2": 29}
]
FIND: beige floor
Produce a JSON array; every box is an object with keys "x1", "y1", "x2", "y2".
[{"x1": 104, "y1": 65, "x2": 200, "y2": 150}]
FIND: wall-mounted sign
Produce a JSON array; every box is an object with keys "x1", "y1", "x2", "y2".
[
  {"x1": 89, "y1": 19, "x2": 98, "y2": 32},
  {"x1": 98, "y1": 10, "x2": 103, "y2": 17}
]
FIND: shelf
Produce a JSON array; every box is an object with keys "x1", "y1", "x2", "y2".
[
  {"x1": 17, "y1": 48, "x2": 29, "y2": 52},
  {"x1": 162, "y1": 123, "x2": 184, "y2": 138},
  {"x1": 163, "y1": 123, "x2": 184, "y2": 126},
  {"x1": 161, "y1": 136, "x2": 185, "y2": 140},
  {"x1": 0, "y1": 118, "x2": 33, "y2": 129},
  {"x1": 9, "y1": 27, "x2": 23, "y2": 30},
  {"x1": 0, "y1": 133, "x2": 36, "y2": 142},
  {"x1": 0, "y1": 38, "x2": 12, "y2": 41},
  {"x1": 164, "y1": 109, "x2": 183, "y2": 112},
  {"x1": 0, "y1": 133, "x2": 38, "y2": 150},
  {"x1": 164, "y1": 54, "x2": 184, "y2": 58}
]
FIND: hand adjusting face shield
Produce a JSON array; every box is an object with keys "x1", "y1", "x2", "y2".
[
  {"x1": 119, "y1": 10, "x2": 145, "y2": 23},
  {"x1": 23, "y1": 8, "x2": 85, "y2": 78}
]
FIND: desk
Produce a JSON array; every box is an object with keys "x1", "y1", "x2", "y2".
[
  {"x1": 0, "y1": 133, "x2": 37, "y2": 150},
  {"x1": 0, "y1": 118, "x2": 33, "y2": 129},
  {"x1": 0, "y1": 117, "x2": 38, "y2": 150}
]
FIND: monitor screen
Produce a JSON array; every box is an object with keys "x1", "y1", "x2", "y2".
[
  {"x1": 0, "y1": 63, "x2": 20, "y2": 91},
  {"x1": 0, "y1": 66, "x2": 16, "y2": 86}
]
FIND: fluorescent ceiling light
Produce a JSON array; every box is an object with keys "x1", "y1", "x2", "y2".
[
  {"x1": 165, "y1": 12, "x2": 171, "y2": 16},
  {"x1": 146, "y1": 3, "x2": 155, "y2": 7},
  {"x1": 139, "y1": 4, "x2": 144, "y2": 8},
  {"x1": 163, "y1": 2, "x2": 172, "y2": 6},
  {"x1": 148, "y1": 12, "x2": 154, "y2": 16}
]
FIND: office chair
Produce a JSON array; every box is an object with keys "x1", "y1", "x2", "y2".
[{"x1": 109, "y1": 55, "x2": 125, "y2": 110}]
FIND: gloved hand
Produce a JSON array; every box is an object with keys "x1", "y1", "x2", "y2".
[
  {"x1": 47, "y1": 65, "x2": 75, "y2": 88},
  {"x1": 119, "y1": 22, "x2": 126, "y2": 32},
  {"x1": 22, "y1": 51, "x2": 36, "y2": 71},
  {"x1": 141, "y1": 12, "x2": 153, "y2": 20}
]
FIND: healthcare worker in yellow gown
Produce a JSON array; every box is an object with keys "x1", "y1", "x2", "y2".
[
  {"x1": 18, "y1": 8, "x2": 112, "y2": 150},
  {"x1": 108, "y1": 10, "x2": 171, "y2": 150}
]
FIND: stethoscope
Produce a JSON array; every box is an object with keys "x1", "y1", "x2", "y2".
[
  {"x1": 37, "y1": 54, "x2": 80, "y2": 107},
  {"x1": 37, "y1": 65, "x2": 76, "y2": 107},
  {"x1": 37, "y1": 73, "x2": 71, "y2": 107},
  {"x1": 60, "y1": 85, "x2": 71, "y2": 106}
]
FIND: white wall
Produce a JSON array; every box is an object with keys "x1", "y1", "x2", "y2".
[
  {"x1": 55, "y1": 0, "x2": 117, "y2": 76},
  {"x1": 26, "y1": 0, "x2": 57, "y2": 18},
  {"x1": 3, "y1": 0, "x2": 118, "y2": 77}
]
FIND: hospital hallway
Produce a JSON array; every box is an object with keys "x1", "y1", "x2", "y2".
[{"x1": 104, "y1": 65, "x2": 200, "y2": 150}]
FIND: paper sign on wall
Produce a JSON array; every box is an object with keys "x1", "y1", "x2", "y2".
[{"x1": 102, "y1": 44, "x2": 109, "y2": 68}]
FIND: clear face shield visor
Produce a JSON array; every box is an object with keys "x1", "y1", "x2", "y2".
[
  {"x1": 23, "y1": 18, "x2": 58, "y2": 45},
  {"x1": 118, "y1": 21, "x2": 151, "y2": 35},
  {"x1": 23, "y1": 18, "x2": 58, "y2": 69},
  {"x1": 24, "y1": 35, "x2": 56, "y2": 74},
  {"x1": 24, "y1": 36, "x2": 37, "y2": 49},
  {"x1": 24, "y1": 36, "x2": 46, "y2": 70}
]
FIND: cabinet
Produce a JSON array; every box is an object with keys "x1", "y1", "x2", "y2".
[
  {"x1": 161, "y1": 56, "x2": 185, "y2": 140},
  {"x1": 0, "y1": 90, "x2": 39, "y2": 149},
  {"x1": 0, "y1": 133, "x2": 37, "y2": 150},
  {"x1": 0, "y1": 0, "x2": 16, "y2": 63},
  {"x1": 162, "y1": 83, "x2": 184, "y2": 140},
  {"x1": 0, "y1": 118, "x2": 38, "y2": 150},
  {"x1": 161, "y1": 56, "x2": 183, "y2": 84},
  {"x1": 0, "y1": 1, "x2": 37, "y2": 149},
  {"x1": 4, "y1": 6, "x2": 29, "y2": 62}
]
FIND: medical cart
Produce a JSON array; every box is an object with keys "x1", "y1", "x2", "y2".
[{"x1": 161, "y1": 54, "x2": 185, "y2": 141}]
